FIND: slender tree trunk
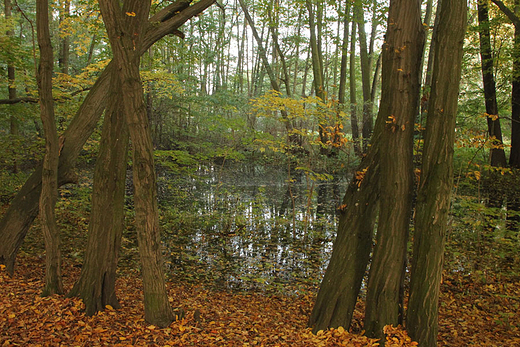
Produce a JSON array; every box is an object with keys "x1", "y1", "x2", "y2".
[
  {"x1": 478, "y1": 0, "x2": 508, "y2": 167},
  {"x1": 0, "y1": 0, "x2": 216, "y2": 275},
  {"x1": 337, "y1": 1, "x2": 350, "y2": 106},
  {"x1": 67, "y1": 72, "x2": 129, "y2": 316},
  {"x1": 306, "y1": 0, "x2": 329, "y2": 153},
  {"x1": 407, "y1": 1, "x2": 467, "y2": 346},
  {"x1": 4, "y1": 0, "x2": 19, "y2": 173},
  {"x1": 58, "y1": 0, "x2": 70, "y2": 74},
  {"x1": 354, "y1": 3, "x2": 373, "y2": 152},
  {"x1": 37, "y1": 0, "x2": 63, "y2": 296},
  {"x1": 364, "y1": 0, "x2": 424, "y2": 340},
  {"x1": 510, "y1": 0, "x2": 520, "y2": 168},
  {"x1": 238, "y1": 0, "x2": 293, "y2": 133},
  {"x1": 349, "y1": 20, "x2": 361, "y2": 156}
]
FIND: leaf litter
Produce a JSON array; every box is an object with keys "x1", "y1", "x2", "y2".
[{"x1": 0, "y1": 256, "x2": 519, "y2": 346}]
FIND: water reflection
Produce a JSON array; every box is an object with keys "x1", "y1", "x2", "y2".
[{"x1": 157, "y1": 163, "x2": 346, "y2": 293}]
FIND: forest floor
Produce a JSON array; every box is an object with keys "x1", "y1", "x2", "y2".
[{"x1": 1, "y1": 254, "x2": 519, "y2": 347}]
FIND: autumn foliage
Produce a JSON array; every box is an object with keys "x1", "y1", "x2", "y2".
[{"x1": 1, "y1": 255, "x2": 519, "y2": 346}]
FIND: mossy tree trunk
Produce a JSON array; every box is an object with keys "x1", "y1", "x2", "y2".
[
  {"x1": 36, "y1": 0, "x2": 64, "y2": 296},
  {"x1": 407, "y1": 1, "x2": 467, "y2": 346}
]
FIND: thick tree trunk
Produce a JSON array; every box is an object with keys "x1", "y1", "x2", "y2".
[
  {"x1": 308, "y1": 141, "x2": 380, "y2": 332},
  {"x1": 364, "y1": 0, "x2": 424, "y2": 340},
  {"x1": 407, "y1": 1, "x2": 467, "y2": 346},
  {"x1": 98, "y1": 0, "x2": 174, "y2": 327},
  {"x1": 67, "y1": 72, "x2": 128, "y2": 315},
  {"x1": 36, "y1": 0, "x2": 63, "y2": 296},
  {"x1": 0, "y1": 0, "x2": 215, "y2": 275}
]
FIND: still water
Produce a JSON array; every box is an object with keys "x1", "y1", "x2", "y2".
[{"x1": 157, "y1": 163, "x2": 347, "y2": 293}]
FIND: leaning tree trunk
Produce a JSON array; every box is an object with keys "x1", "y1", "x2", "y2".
[
  {"x1": 98, "y1": 0, "x2": 174, "y2": 327},
  {"x1": 407, "y1": 1, "x2": 467, "y2": 346},
  {"x1": 363, "y1": 0, "x2": 425, "y2": 340},
  {"x1": 36, "y1": 0, "x2": 64, "y2": 296},
  {"x1": 0, "y1": 0, "x2": 216, "y2": 275},
  {"x1": 67, "y1": 72, "x2": 129, "y2": 315},
  {"x1": 308, "y1": 136, "x2": 380, "y2": 332}
]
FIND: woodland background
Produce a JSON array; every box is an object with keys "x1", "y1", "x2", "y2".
[{"x1": 0, "y1": 0, "x2": 519, "y2": 346}]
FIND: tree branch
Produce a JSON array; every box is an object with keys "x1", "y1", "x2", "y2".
[
  {"x1": 490, "y1": 0, "x2": 520, "y2": 27},
  {"x1": 0, "y1": 87, "x2": 91, "y2": 105}
]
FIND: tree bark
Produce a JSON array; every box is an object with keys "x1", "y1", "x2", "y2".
[
  {"x1": 349, "y1": 19, "x2": 362, "y2": 156},
  {"x1": 98, "y1": 0, "x2": 174, "y2": 327},
  {"x1": 36, "y1": 0, "x2": 64, "y2": 296},
  {"x1": 4, "y1": 0, "x2": 19, "y2": 173},
  {"x1": 306, "y1": 0, "x2": 329, "y2": 153},
  {"x1": 308, "y1": 139, "x2": 380, "y2": 332},
  {"x1": 478, "y1": 0, "x2": 508, "y2": 167},
  {"x1": 354, "y1": 2, "x2": 373, "y2": 152},
  {"x1": 364, "y1": 0, "x2": 424, "y2": 340},
  {"x1": 67, "y1": 72, "x2": 129, "y2": 315},
  {"x1": 58, "y1": 0, "x2": 70, "y2": 74},
  {"x1": 0, "y1": 0, "x2": 215, "y2": 275},
  {"x1": 507, "y1": 0, "x2": 520, "y2": 168},
  {"x1": 407, "y1": 1, "x2": 467, "y2": 346}
]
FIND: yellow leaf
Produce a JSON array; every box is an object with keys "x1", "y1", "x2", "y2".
[
  {"x1": 8, "y1": 314, "x2": 15, "y2": 319},
  {"x1": 147, "y1": 325, "x2": 156, "y2": 330},
  {"x1": 105, "y1": 305, "x2": 114, "y2": 310},
  {"x1": 126, "y1": 11, "x2": 136, "y2": 16}
]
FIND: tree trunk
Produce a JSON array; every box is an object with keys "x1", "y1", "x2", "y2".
[
  {"x1": 36, "y1": 0, "x2": 63, "y2": 296},
  {"x1": 354, "y1": 3, "x2": 373, "y2": 152},
  {"x1": 306, "y1": 0, "x2": 329, "y2": 153},
  {"x1": 4, "y1": 0, "x2": 19, "y2": 173},
  {"x1": 308, "y1": 140, "x2": 380, "y2": 332},
  {"x1": 510, "y1": 0, "x2": 520, "y2": 169},
  {"x1": 478, "y1": 0, "x2": 508, "y2": 167},
  {"x1": 58, "y1": 0, "x2": 70, "y2": 75},
  {"x1": 238, "y1": 0, "x2": 293, "y2": 136},
  {"x1": 349, "y1": 19, "x2": 362, "y2": 156},
  {"x1": 67, "y1": 72, "x2": 129, "y2": 316},
  {"x1": 407, "y1": 1, "x2": 467, "y2": 346},
  {"x1": 364, "y1": 0, "x2": 424, "y2": 340},
  {"x1": 98, "y1": 0, "x2": 174, "y2": 327},
  {"x1": 0, "y1": 0, "x2": 216, "y2": 275}
]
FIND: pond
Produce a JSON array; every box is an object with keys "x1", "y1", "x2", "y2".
[{"x1": 156, "y1": 162, "x2": 349, "y2": 294}]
